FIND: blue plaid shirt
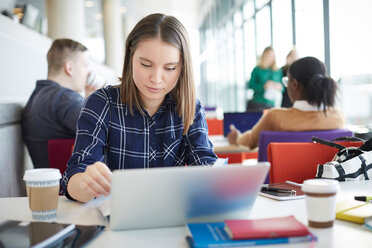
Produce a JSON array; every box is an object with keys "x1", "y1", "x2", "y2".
[{"x1": 61, "y1": 86, "x2": 217, "y2": 194}]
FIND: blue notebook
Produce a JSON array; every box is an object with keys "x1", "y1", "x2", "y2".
[
  {"x1": 223, "y1": 112, "x2": 263, "y2": 136},
  {"x1": 186, "y1": 222, "x2": 316, "y2": 248}
]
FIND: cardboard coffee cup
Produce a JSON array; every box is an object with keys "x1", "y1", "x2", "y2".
[
  {"x1": 23, "y1": 169, "x2": 61, "y2": 220},
  {"x1": 87, "y1": 71, "x2": 106, "y2": 88},
  {"x1": 302, "y1": 179, "x2": 339, "y2": 228}
]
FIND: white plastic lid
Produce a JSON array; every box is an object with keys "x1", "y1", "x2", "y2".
[
  {"x1": 23, "y1": 168, "x2": 61, "y2": 182},
  {"x1": 302, "y1": 179, "x2": 339, "y2": 194}
]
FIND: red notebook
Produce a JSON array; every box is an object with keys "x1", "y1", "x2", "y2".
[{"x1": 224, "y1": 215, "x2": 310, "y2": 240}]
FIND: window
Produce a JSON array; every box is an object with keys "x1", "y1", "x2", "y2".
[
  {"x1": 234, "y1": 11, "x2": 245, "y2": 111},
  {"x1": 256, "y1": 5, "x2": 271, "y2": 56},
  {"x1": 295, "y1": 0, "x2": 324, "y2": 61},
  {"x1": 226, "y1": 20, "x2": 236, "y2": 111},
  {"x1": 243, "y1": 19, "x2": 257, "y2": 81},
  {"x1": 272, "y1": 0, "x2": 293, "y2": 67},
  {"x1": 329, "y1": 0, "x2": 372, "y2": 80},
  {"x1": 243, "y1": 0, "x2": 255, "y2": 19},
  {"x1": 256, "y1": 0, "x2": 270, "y2": 10}
]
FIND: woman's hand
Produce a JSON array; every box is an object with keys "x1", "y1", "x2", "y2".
[
  {"x1": 81, "y1": 162, "x2": 112, "y2": 198},
  {"x1": 67, "y1": 162, "x2": 112, "y2": 203},
  {"x1": 264, "y1": 80, "x2": 283, "y2": 91},
  {"x1": 264, "y1": 80, "x2": 275, "y2": 89},
  {"x1": 227, "y1": 124, "x2": 241, "y2": 145}
]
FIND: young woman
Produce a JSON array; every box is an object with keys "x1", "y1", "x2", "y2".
[
  {"x1": 246, "y1": 46, "x2": 283, "y2": 111},
  {"x1": 61, "y1": 13, "x2": 217, "y2": 203},
  {"x1": 229, "y1": 56, "x2": 345, "y2": 149}
]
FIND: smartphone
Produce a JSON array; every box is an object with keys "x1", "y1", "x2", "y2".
[
  {"x1": 0, "y1": 220, "x2": 104, "y2": 248},
  {"x1": 259, "y1": 182, "x2": 305, "y2": 201}
]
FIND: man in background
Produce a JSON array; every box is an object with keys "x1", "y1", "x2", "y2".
[{"x1": 22, "y1": 38, "x2": 98, "y2": 168}]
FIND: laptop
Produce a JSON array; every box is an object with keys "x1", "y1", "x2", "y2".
[
  {"x1": 109, "y1": 162, "x2": 270, "y2": 230},
  {"x1": 223, "y1": 112, "x2": 263, "y2": 136}
]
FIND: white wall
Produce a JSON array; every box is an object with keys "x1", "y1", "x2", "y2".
[
  {"x1": 0, "y1": 15, "x2": 119, "y2": 104},
  {"x1": 0, "y1": 15, "x2": 51, "y2": 103}
]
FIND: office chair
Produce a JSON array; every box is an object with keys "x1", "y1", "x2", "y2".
[
  {"x1": 206, "y1": 118, "x2": 223, "y2": 135},
  {"x1": 47, "y1": 138, "x2": 75, "y2": 175},
  {"x1": 267, "y1": 140, "x2": 363, "y2": 183},
  {"x1": 258, "y1": 129, "x2": 354, "y2": 183}
]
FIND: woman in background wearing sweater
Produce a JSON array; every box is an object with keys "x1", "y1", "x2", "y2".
[{"x1": 228, "y1": 56, "x2": 345, "y2": 149}]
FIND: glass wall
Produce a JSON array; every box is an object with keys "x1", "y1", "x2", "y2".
[
  {"x1": 272, "y1": 0, "x2": 293, "y2": 67},
  {"x1": 329, "y1": 0, "x2": 372, "y2": 80},
  {"x1": 199, "y1": 0, "x2": 372, "y2": 126},
  {"x1": 255, "y1": 5, "x2": 271, "y2": 56},
  {"x1": 329, "y1": 0, "x2": 372, "y2": 125},
  {"x1": 233, "y1": 11, "x2": 245, "y2": 111},
  {"x1": 295, "y1": 0, "x2": 324, "y2": 62}
]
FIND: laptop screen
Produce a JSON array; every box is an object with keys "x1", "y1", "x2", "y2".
[
  {"x1": 109, "y1": 163, "x2": 270, "y2": 230},
  {"x1": 223, "y1": 112, "x2": 263, "y2": 136}
]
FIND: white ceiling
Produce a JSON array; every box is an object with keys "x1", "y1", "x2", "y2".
[
  {"x1": 85, "y1": 0, "x2": 209, "y2": 38},
  {"x1": 11, "y1": 0, "x2": 210, "y2": 39},
  {"x1": 122, "y1": 0, "x2": 203, "y2": 28},
  {"x1": 121, "y1": 0, "x2": 206, "y2": 30}
]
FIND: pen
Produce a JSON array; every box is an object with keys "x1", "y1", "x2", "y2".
[
  {"x1": 261, "y1": 186, "x2": 296, "y2": 195},
  {"x1": 285, "y1": 180, "x2": 303, "y2": 187},
  {"x1": 354, "y1": 196, "x2": 372, "y2": 203}
]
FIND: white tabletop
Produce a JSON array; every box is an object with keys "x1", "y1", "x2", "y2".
[{"x1": 1, "y1": 181, "x2": 372, "y2": 248}]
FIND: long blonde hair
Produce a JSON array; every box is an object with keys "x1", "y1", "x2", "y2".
[
  {"x1": 120, "y1": 13, "x2": 195, "y2": 135},
  {"x1": 257, "y1": 46, "x2": 278, "y2": 70}
]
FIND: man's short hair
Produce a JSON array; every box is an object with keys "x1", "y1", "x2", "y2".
[{"x1": 47, "y1": 39, "x2": 88, "y2": 76}]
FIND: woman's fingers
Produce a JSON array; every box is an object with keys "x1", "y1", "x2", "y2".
[
  {"x1": 96, "y1": 162, "x2": 113, "y2": 184},
  {"x1": 229, "y1": 124, "x2": 237, "y2": 131},
  {"x1": 82, "y1": 173, "x2": 109, "y2": 197},
  {"x1": 83, "y1": 162, "x2": 112, "y2": 197},
  {"x1": 228, "y1": 125, "x2": 240, "y2": 145}
]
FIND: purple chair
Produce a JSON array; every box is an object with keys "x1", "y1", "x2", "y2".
[{"x1": 258, "y1": 129, "x2": 353, "y2": 183}]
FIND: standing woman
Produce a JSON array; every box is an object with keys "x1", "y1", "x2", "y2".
[
  {"x1": 229, "y1": 57, "x2": 345, "y2": 149},
  {"x1": 61, "y1": 13, "x2": 218, "y2": 203},
  {"x1": 246, "y1": 46, "x2": 283, "y2": 111},
  {"x1": 281, "y1": 48, "x2": 299, "y2": 108}
]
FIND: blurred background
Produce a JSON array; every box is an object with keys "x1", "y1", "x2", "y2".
[{"x1": 1, "y1": 0, "x2": 372, "y2": 128}]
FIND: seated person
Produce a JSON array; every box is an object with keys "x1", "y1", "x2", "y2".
[
  {"x1": 228, "y1": 56, "x2": 345, "y2": 149},
  {"x1": 22, "y1": 39, "x2": 98, "y2": 168},
  {"x1": 61, "y1": 14, "x2": 217, "y2": 203}
]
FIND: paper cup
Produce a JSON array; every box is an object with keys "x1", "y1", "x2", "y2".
[
  {"x1": 302, "y1": 179, "x2": 339, "y2": 228},
  {"x1": 87, "y1": 71, "x2": 106, "y2": 88},
  {"x1": 23, "y1": 169, "x2": 61, "y2": 221}
]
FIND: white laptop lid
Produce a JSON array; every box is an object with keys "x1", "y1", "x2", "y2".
[{"x1": 110, "y1": 162, "x2": 270, "y2": 231}]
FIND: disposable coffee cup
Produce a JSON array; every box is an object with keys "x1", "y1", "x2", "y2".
[
  {"x1": 302, "y1": 179, "x2": 339, "y2": 228},
  {"x1": 23, "y1": 169, "x2": 61, "y2": 221},
  {"x1": 87, "y1": 71, "x2": 106, "y2": 88}
]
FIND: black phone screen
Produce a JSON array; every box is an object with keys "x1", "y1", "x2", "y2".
[{"x1": 0, "y1": 221, "x2": 104, "y2": 248}]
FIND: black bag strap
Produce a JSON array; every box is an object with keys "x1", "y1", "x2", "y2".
[
  {"x1": 312, "y1": 137, "x2": 346, "y2": 151},
  {"x1": 331, "y1": 136, "x2": 365, "y2": 142},
  {"x1": 359, "y1": 137, "x2": 372, "y2": 151}
]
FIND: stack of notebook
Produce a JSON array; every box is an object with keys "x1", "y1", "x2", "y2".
[
  {"x1": 336, "y1": 199, "x2": 372, "y2": 231},
  {"x1": 186, "y1": 216, "x2": 316, "y2": 248}
]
